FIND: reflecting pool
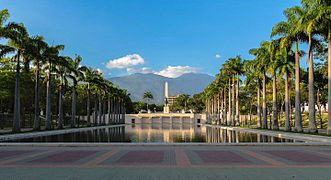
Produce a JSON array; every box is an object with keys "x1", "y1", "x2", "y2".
[{"x1": 7, "y1": 124, "x2": 306, "y2": 143}]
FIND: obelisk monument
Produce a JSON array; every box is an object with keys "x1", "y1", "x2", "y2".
[{"x1": 163, "y1": 81, "x2": 170, "y2": 113}]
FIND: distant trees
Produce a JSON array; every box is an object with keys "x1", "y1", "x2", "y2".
[{"x1": 143, "y1": 91, "x2": 153, "y2": 111}]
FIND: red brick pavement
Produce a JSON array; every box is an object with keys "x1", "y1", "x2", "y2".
[{"x1": 0, "y1": 146, "x2": 331, "y2": 168}]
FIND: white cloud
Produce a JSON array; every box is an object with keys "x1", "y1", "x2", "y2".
[
  {"x1": 96, "y1": 68, "x2": 103, "y2": 74},
  {"x1": 215, "y1": 54, "x2": 221, "y2": 59},
  {"x1": 126, "y1": 65, "x2": 199, "y2": 78},
  {"x1": 126, "y1": 67, "x2": 155, "y2": 74},
  {"x1": 155, "y1": 66, "x2": 198, "y2": 78},
  {"x1": 106, "y1": 54, "x2": 144, "y2": 69}
]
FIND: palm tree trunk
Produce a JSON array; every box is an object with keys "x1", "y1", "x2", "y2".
[
  {"x1": 327, "y1": 32, "x2": 331, "y2": 135},
  {"x1": 223, "y1": 88, "x2": 227, "y2": 126},
  {"x1": 115, "y1": 98, "x2": 118, "y2": 124},
  {"x1": 262, "y1": 72, "x2": 267, "y2": 129},
  {"x1": 108, "y1": 95, "x2": 111, "y2": 125},
  {"x1": 316, "y1": 89, "x2": 323, "y2": 129},
  {"x1": 13, "y1": 52, "x2": 21, "y2": 133},
  {"x1": 98, "y1": 93, "x2": 102, "y2": 126},
  {"x1": 295, "y1": 41, "x2": 303, "y2": 132},
  {"x1": 94, "y1": 93, "x2": 98, "y2": 126},
  {"x1": 228, "y1": 80, "x2": 231, "y2": 126},
  {"x1": 45, "y1": 62, "x2": 52, "y2": 130},
  {"x1": 87, "y1": 83, "x2": 91, "y2": 126},
  {"x1": 122, "y1": 101, "x2": 126, "y2": 124},
  {"x1": 57, "y1": 76, "x2": 64, "y2": 129},
  {"x1": 217, "y1": 93, "x2": 220, "y2": 124},
  {"x1": 235, "y1": 74, "x2": 239, "y2": 125},
  {"x1": 111, "y1": 98, "x2": 115, "y2": 124},
  {"x1": 33, "y1": 61, "x2": 40, "y2": 130},
  {"x1": 232, "y1": 76, "x2": 235, "y2": 126},
  {"x1": 257, "y1": 81, "x2": 261, "y2": 128},
  {"x1": 285, "y1": 71, "x2": 291, "y2": 131},
  {"x1": 220, "y1": 92, "x2": 223, "y2": 124},
  {"x1": 102, "y1": 99, "x2": 106, "y2": 125},
  {"x1": 119, "y1": 100, "x2": 123, "y2": 123},
  {"x1": 308, "y1": 33, "x2": 317, "y2": 133},
  {"x1": 71, "y1": 81, "x2": 77, "y2": 128},
  {"x1": 272, "y1": 72, "x2": 279, "y2": 130}
]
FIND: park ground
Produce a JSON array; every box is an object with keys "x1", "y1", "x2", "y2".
[{"x1": 0, "y1": 144, "x2": 331, "y2": 179}]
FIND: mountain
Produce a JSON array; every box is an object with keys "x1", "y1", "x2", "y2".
[{"x1": 109, "y1": 73, "x2": 214, "y2": 104}]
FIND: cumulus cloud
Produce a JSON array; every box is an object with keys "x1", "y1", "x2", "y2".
[
  {"x1": 155, "y1": 66, "x2": 198, "y2": 78},
  {"x1": 125, "y1": 65, "x2": 199, "y2": 78},
  {"x1": 126, "y1": 67, "x2": 155, "y2": 74},
  {"x1": 106, "y1": 54, "x2": 144, "y2": 69},
  {"x1": 215, "y1": 54, "x2": 221, "y2": 59},
  {"x1": 96, "y1": 68, "x2": 103, "y2": 74}
]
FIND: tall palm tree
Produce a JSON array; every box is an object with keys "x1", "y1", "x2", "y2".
[
  {"x1": 82, "y1": 67, "x2": 101, "y2": 126},
  {"x1": 270, "y1": 10, "x2": 308, "y2": 131},
  {"x1": 249, "y1": 41, "x2": 271, "y2": 129},
  {"x1": 244, "y1": 59, "x2": 263, "y2": 128},
  {"x1": 29, "y1": 36, "x2": 48, "y2": 130},
  {"x1": 269, "y1": 40, "x2": 281, "y2": 130},
  {"x1": 297, "y1": 2, "x2": 320, "y2": 132},
  {"x1": 44, "y1": 45, "x2": 65, "y2": 130},
  {"x1": 276, "y1": 39, "x2": 295, "y2": 131},
  {"x1": 221, "y1": 57, "x2": 243, "y2": 125},
  {"x1": 2, "y1": 21, "x2": 30, "y2": 132},
  {"x1": 301, "y1": 0, "x2": 331, "y2": 134},
  {"x1": 66, "y1": 55, "x2": 85, "y2": 128},
  {"x1": 54, "y1": 56, "x2": 70, "y2": 129}
]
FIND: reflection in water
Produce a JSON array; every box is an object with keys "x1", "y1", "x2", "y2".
[
  {"x1": 9, "y1": 124, "x2": 303, "y2": 143},
  {"x1": 205, "y1": 127, "x2": 298, "y2": 143}
]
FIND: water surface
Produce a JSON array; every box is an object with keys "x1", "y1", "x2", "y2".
[{"x1": 7, "y1": 124, "x2": 305, "y2": 143}]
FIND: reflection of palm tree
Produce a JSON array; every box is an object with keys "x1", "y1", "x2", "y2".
[{"x1": 143, "y1": 91, "x2": 153, "y2": 111}]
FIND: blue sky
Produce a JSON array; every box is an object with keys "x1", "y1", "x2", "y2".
[{"x1": 1, "y1": 0, "x2": 302, "y2": 78}]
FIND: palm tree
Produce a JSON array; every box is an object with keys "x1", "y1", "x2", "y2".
[
  {"x1": 268, "y1": 40, "x2": 281, "y2": 130},
  {"x1": 1, "y1": 20, "x2": 30, "y2": 132},
  {"x1": 296, "y1": 2, "x2": 319, "y2": 132},
  {"x1": 221, "y1": 57, "x2": 243, "y2": 125},
  {"x1": 54, "y1": 57, "x2": 71, "y2": 129},
  {"x1": 29, "y1": 36, "x2": 48, "y2": 130},
  {"x1": 270, "y1": 10, "x2": 308, "y2": 131},
  {"x1": 66, "y1": 55, "x2": 85, "y2": 128},
  {"x1": 44, "y1": 45, "x2": 65, "y2": 130},
  {"x1": 143, "y1": 91, "x2": 153, "y2": 112},
  {"x1": 244, "y1": 59, "x2": 263, "y2": 128},
  {"x1": 82, "y1": 67, "x2": 101, "y2": 126},
  {"x1": 249, "y1": 41, "x2": 271, "y2": 129},
  {"x1": 300, "y1": 0, "x2": 331, "y2": 134},
  {"x1": 276, "y1": 39, "x2": 295, "y2": 131}
]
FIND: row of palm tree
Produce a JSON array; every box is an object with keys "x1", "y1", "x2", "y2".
[
  {"x1": 204, "y1": 0, "x2": 330, "y2": 134},
  {"x1": 0, "y1": 9, "x2": 129, "y2": 132}
]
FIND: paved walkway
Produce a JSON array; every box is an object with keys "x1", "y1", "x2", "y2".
[{"x1": 0, "y1": 144, "x2": 331, "y2": 179}]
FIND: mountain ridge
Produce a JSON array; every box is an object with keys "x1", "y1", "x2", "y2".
[{"x1": 109, "y1": 73, "x2": 214, "y2": 104}]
